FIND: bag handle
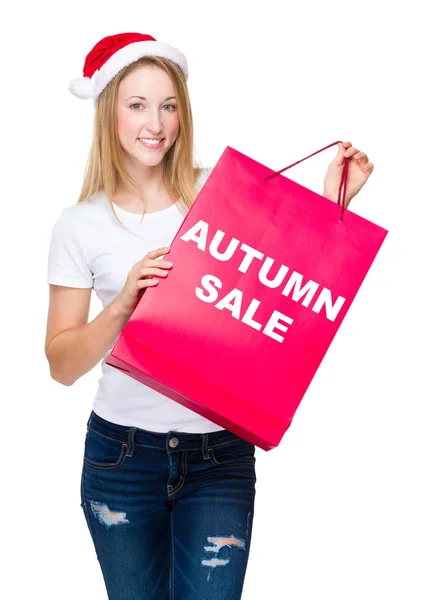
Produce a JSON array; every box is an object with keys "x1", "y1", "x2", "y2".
[{"x1": 264, "y1": 141, "x2": 349, "y2": 221}]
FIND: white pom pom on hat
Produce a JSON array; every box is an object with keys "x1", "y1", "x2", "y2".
[
  {"x1": 68, "y1": 76, "x2": 94, "y2": 100},
  {"x1": 68, "y1": 32, "x2": 189, "y2": 103}
]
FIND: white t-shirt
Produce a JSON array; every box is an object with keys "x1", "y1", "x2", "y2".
[{"x1": 47, "y1": 167, "x2": 225, "y2": 433}]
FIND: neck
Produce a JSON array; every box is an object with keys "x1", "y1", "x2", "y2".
[{"x1": 116, "y1": 152, "x2": 167, "y2": 199}]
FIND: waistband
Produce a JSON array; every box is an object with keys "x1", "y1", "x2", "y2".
[{"x1": 86, "y1": 410, "x2": 249, "y2": 453}]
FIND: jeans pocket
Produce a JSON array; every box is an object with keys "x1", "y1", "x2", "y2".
[
  {"x1": 83, "y1": 427, "x2": 127, "y2": 470},
  {"x1": 208, "y1": 438, "x2": 256, "y2": 467}
]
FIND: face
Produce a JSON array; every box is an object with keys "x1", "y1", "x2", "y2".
[{"x1": 116, "y1": 65, "x2": 180, "y2": 168}]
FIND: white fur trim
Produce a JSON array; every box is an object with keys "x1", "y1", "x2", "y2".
[
  {"x1": 68, "y1": 76, "x2": 94, "y2": 99},
  {"x1": 92, "y1": 40, "x2": 188, "y2": 103}
]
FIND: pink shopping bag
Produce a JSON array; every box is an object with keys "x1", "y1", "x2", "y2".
[{"x1": 106, "y1": 142, "x2": 388, "y2": 450}]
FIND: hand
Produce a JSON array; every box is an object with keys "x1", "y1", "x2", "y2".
[
  {"x1": 323, "y1": 141, "x2": 374, "y2": 208},
  {"x1": 113, "y1": 246, "x2": 173, "y2": 318}
]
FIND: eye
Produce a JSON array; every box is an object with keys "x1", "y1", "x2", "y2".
[{"x1": 130, "y1": 103, "x2": 176, "y2": 111}]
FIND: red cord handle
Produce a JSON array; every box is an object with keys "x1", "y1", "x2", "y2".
[{"x1": 264, "y1": 141, "x2": 349, "y2": 221}]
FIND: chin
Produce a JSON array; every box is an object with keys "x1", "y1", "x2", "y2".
[
  {"x1": 137, "y1": 156, "x2": 165, "y2": 167},
  {"x1": 132, "y1": 146, "x2": 167, "y2": 164}
]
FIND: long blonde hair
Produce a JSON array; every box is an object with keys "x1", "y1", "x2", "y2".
[{"x1": 76, "y1": 55, "x2": 203, "y2": 236}]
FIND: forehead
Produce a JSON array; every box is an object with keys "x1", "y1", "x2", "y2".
[{"x1": 118, "y1": 64, "x2": 175, "y2": 97}]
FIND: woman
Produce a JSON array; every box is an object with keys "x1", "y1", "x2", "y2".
[{"x1": 45, "y1": 32, "x2": 373, "y2": 600}]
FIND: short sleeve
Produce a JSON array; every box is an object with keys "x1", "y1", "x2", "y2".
[{"x1": 47, "y1": 210, "x2": 93, "y2": 288}]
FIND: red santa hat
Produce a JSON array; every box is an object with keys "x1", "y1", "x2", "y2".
[{"x1": 68, "y1": 32, "x2": 189, "y2": 103}]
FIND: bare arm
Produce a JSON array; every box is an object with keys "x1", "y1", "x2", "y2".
[
  {"x1": 45, "y1": 246, "x2": 172, "y2": 386},
  {"x1": 45, "y1": 287, "x2": 131, "y2": 386}
]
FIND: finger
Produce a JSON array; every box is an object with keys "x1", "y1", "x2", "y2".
[
  {"x1": 154, "y1": 259, "x2": 174, "y2": 267},
  {"x1": 364, "y1": 162, "x2": 374, "y2": 172},
  {"x1": 139, "y1": 267, "x2": 170, "y2": 277},
  {"x1": 145, "y1": 246, "x2": 171, "y2": 259},
  {"x1": 143, "y1": 258, "x2": 173, "y2": 269},
  {"x1": 342, "y1": 140, "x2": 352, "y2": 148},
  {"x1": 343, "y1": 146, "x2": 358, "y2": 159},
  {"x1": 335, "y1": 142, "x2": 346, "y2": 166},
  {"x1": 353, "y1": 151, "x2": 368, "y2": 162},
  {"x1": 137, "y1": 278, "x2": 159, "y2": 289}
]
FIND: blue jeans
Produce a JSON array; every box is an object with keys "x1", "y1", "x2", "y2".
[{"x1": 80, "y1": 410, "x2": 257, "y2": 600}]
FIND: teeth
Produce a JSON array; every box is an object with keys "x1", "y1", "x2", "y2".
[{"x1": 139, "y1": 138, "x2": 162, "y2": 144}]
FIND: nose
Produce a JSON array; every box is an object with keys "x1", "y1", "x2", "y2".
[{"x1": 144, "y1": 107, "x2": 164, "y2": 135}]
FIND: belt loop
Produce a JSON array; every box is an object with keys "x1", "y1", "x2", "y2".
[
  {"x1": 127, "y1": 427, "x2": 137, "y2": 457},
  {"x1": 201, "y1": 433, "x2": 209, "y2": 460},
  {"x1": 86, "y1": 411, "x2": 93, "y2": 428}
]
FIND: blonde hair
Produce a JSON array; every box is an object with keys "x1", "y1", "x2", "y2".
[{"x1": 76, "y1": 55, "x2": 203, "y2": 237}]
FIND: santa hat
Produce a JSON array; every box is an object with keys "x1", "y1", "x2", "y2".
[{"x1": 68, "y1": 32, "x2": 189, "y2": 103}]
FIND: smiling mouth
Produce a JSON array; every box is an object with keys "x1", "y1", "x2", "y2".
[
  {"x1": 138, "y1": 137, "x2": 165, "y2": 149},
  {"x1": 138, "y1": 137, "x2": 164, "y2": 142}
]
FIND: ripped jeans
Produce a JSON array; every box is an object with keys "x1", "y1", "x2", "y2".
[{"x1": 80, "y1": 410, "x2": 257, "y2": 600}]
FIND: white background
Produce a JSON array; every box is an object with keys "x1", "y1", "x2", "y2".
[{"x1": 2, "y1": 0, "x2": 437, "y2": 598}]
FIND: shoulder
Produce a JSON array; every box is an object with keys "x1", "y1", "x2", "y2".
[
  {"x1": 199, "y1": 166, "x2": 214, "y2": 179},
  {"x1": 195, "y1": 166, "x2": 214, "y2": 190},
  {"x1": 50, "y1": 205, "x2": 81, "y2": 234},
  {"x1": 50, "y1": 192, "x2": 105, "y2": 233}
]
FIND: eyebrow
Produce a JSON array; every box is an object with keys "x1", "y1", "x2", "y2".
[{"x1": 126, "y1": 96, "x2": 176, "y2": 101}]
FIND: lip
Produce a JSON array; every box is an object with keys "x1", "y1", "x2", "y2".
[{"x1": 138, "y1": 137, "x2": 165, "y2": 150}]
